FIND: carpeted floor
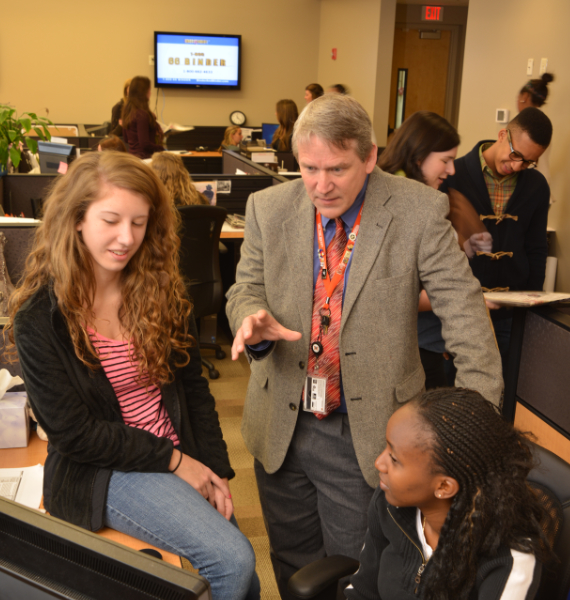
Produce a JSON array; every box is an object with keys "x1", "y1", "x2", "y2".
[{"x1": 204, "y1": 338, "x2": 281, "y2": 600}]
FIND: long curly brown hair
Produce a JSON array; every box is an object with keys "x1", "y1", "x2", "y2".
[
  {"x1": 413, "y1": 388, "x2": 553, "y2": 600},
  {"x1": 150, "y1": 152, "x2": 208, "y2": 206},
  {"x1": 6, "y1": 152, "x2": 193, "y2": 386}
]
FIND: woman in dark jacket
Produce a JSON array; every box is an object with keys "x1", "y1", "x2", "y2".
[
  {"x1": 8, "y1": 152, "x2": 259, "y2": 600},
  {"x1": 346, "y1": 388, "x2": 552, "y2": 600},
  {"x1": 122, "y1": 76, "x2": 164, "y2": 159}
]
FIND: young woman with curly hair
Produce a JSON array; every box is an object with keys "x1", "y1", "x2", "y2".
[
  {"x1": 346, "y1": 388, "x2": 552, "y2": 600},
  {"x1": 122, "y1": 75, "x2": 164, "y2": 159},
  {"x1": 7, "y1": 152, "x2": 259, "y2": 600},
  {"x1": 271, "y1": 99, "x2": 299, "y2": 152},
  {"x1": 150, "y1": 152, "x2": 209, "y2": 206}
]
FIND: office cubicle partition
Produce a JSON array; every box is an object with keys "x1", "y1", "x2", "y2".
[
  {"x1": 166, "y1": 126, "x2": 227, "y2": 152},
  {"x1": 222, "y1": 149, "x2": 290, "y2": 183},
  {"x1": 503, "y1": 306, "x2": 570, "y2": 441},
  {"x1": 1, "y1": 174, "x2": 57, "y2": 217},
  {"x1": 191, "y1": 174, "x2": 276, "y2": 216}
]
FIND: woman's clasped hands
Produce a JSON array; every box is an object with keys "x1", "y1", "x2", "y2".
[{"x1": 170, "y1": 450, "x2": 233, "y2": 520}]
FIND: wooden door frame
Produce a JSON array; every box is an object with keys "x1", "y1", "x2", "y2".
[{"x1": 394, "y1": 21, "x2": 464, "y2": 127}]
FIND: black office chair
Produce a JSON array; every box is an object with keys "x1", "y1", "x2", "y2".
[
  {"x1": 177, "y1": 205, "x2": 228, "y2": 379},
  {"x1": 288, "y1": 443, "x2": 570, "y2": 600},
  {"x1": 528, "y1": 444, "x2": 570, "y2": 599}
]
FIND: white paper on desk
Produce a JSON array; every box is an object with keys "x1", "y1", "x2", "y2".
[
  {"x1": 235, "y1": 169, "x2": 247, "y2": 175},
  {"x1": 0, "y1": 370, "x2": 23, "y2": 399},
  {"x1": 51, "y1": 136, "x2": 67, "y2": 144},
  {"x1": 0, "y1": 464, "x2": 43, "y2": 508},
  {"x1": 0, "y1": 216, "x2": 41, "y2": 224}
]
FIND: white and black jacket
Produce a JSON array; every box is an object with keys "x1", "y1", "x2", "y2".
[{"x1": 345, "y1": 488, "x2": 541, "y2": 600}]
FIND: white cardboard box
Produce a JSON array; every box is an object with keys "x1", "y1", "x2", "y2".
[{"x1": 0, "y1": 392, "x2": 29, "y2": 448}]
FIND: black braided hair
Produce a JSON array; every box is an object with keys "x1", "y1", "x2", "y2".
[{"x1": 411, "y1": 388, "x2": 553, "y2": 600}]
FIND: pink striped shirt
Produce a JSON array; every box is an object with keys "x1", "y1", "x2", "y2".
[{"x1": 89, "y1": 329, "x2": 179, "y2": 445}]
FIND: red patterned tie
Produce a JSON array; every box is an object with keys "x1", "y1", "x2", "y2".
[{"x1": 306, "y1": 218, "x2": 347, "y2": 419}]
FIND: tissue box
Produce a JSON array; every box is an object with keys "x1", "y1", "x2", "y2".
[{"x1": 0, "y1": 392, "x2": 29, "y2": 448}]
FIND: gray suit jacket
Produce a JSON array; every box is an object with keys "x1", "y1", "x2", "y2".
[{"x1": 226, "y1": 167, "x2": 502, "y2": 487}]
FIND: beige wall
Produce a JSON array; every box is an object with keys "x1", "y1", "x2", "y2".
[
  {"x1": 0, "y1": 0, "x2": 321, "y2": 127},
  {"x1": 457, "y1": 0, "x2": 570, "y2": 291},
  {"x1": 317, "y1": 0, "x2": 397, "y2": 147},
  {"x1": 3, "y1": 0, "x2": 568, "y2": 290}
]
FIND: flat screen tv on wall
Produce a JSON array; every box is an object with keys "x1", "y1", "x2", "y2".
[{"x1": 154, "y1": 31, "x2": 241, "y2": 90}]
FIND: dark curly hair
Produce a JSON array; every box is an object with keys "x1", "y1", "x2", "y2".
[
  {"x1": 377, "y1": 111, "x2": 459, "y2": 184},
  {"x1": 411, "y1": 388, "x2": 553, "y2": 600}
]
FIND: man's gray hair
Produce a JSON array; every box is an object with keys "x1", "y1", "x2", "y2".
[{"x1": 292, "y1": 94, "x2": 374, "y2": 161}]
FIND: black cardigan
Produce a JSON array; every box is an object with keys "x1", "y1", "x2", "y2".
[
  {"x1": 345, "y1": 488, "x2": 541, "y2": 600},
  {"x1": 443, "y1": 142, "x2": 549, "y2": 310},
  {"x1": 14, "y1": 286, "x2": 234, "y2": 531}
]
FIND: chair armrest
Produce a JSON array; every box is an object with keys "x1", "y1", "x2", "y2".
[{"x1": 288, "y1": 555, "x2": 360, "y2": 599}]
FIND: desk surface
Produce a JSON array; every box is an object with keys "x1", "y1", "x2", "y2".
[
  {"x1": 180, "y1": 151, "x2": 222, "y2": 158},
  {"x1": 0, "y1": 430, "x2": 47, "y2": 469},
  {"x1": 0, "y1": 430, "x2": 182, "y2": 566},
  {"x1": 221, "y1": 222, "x2": 244, "y2": 239}
]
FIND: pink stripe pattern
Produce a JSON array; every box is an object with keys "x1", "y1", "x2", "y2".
[{"x1": 89, "y1": 330, "x2": 179, "y2": 444}]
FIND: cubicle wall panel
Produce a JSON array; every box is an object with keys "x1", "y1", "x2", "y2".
[
  {"x1": 223, "y1": 151, "x2": 266, "y2": 176},
  {"x1": 166, "y1": 126, "x2": 227, "y2": 152},
  {"x1": 181, "y1": 156, "x2": 223, "y2": 175},
  {"x1": 517, "y1": 310, "x2": 570, "y2": 436},
  {"x1": 1, "y1": 225, "x2": 40, "y2": 285},
  {"x1": 221, "y1": 150, "x2": 290, "y2": 184},
  {"x1": 2, "y1": 175, "x2": 57, "y2": 217},
  {"x1": 191, "y1": 175, "x2": 274, "y2": 215}
]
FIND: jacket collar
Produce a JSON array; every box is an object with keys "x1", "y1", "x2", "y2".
[{"x1": 281, "y1": 167, "x2": 394, "y2": 339}]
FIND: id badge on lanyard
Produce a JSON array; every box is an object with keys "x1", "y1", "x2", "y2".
[{"x1": 303, "y1": 206, "x2": 364, "y2": 414}]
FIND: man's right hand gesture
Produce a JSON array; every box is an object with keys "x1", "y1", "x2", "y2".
[{"x1": 231, "y1": 309, "x2": 302, "y2": 360}]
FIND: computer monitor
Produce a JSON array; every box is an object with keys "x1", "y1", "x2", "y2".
[
  {"x1": 261, "y1": 123, "x2": 279, "y2": 147},
  {"x1": 0, "y1": 496, "x2": 210, "y2": 599},
  {"x1": 154, "y1": 31, "x2": 241, "y2": 90},
  {"x1": 37, "y1": 141, "x2": 76, "y2": 174}
]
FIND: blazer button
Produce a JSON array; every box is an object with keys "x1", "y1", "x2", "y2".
[
  {"x1": 289, "y1": 403, "x2": 297, "y2": 411},
  {"x1": 299, "y1": 361, "x2": 305, "y2": 369}
]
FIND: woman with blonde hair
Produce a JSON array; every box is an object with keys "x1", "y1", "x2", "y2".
[
  {"x1": 271, "y1": 99, "x2": 298, "y2": 152},
  {"x1": 7, "y1": 152, "x2": 259, "y2": 600},
  {"x1": 151, "y1": 152, "x2": 209, "y2": 205},
  {"x1": 219, "y1": 125, "x2": 243, "y2": 151}
]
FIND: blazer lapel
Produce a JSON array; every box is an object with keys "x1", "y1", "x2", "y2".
[
  {"x1": 341, "y1": 169, "x2": 393, "y2": 329},
  {"x1": 282, "y1": 190, "x2": 315, "y2": 341}
]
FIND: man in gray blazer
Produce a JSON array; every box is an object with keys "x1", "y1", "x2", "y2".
[{"x1": 226, "y1": 95, "x2": 502, "y2": 599}]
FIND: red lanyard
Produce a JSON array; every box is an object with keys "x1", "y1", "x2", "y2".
[{"x1": 315, "y1": 204, "x2": 364, "y2": 311}]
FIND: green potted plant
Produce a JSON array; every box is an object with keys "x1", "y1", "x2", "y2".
[{"x1": 0, "y1": 105, "x2": 52, "y2": 174}]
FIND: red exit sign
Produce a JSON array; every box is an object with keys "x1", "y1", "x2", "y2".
[{"x1": 422, "y1": 6, "x2": 444, "y2": 21}]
